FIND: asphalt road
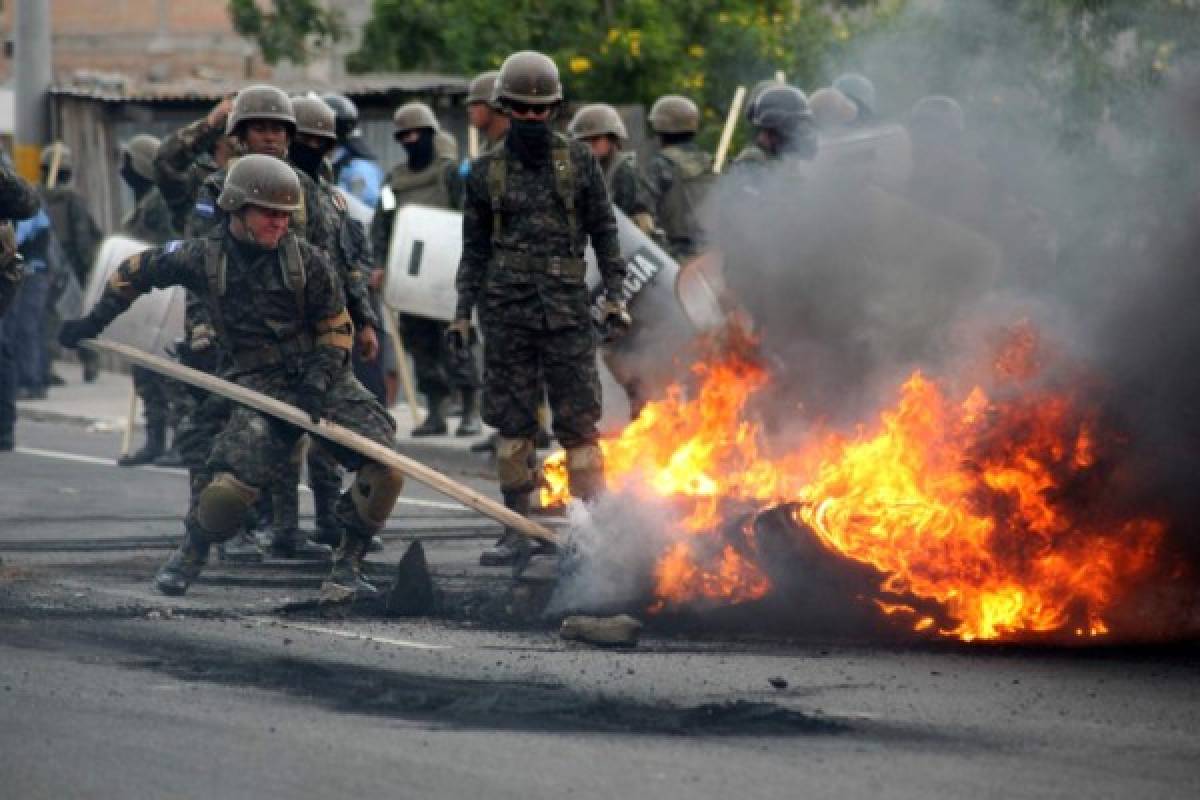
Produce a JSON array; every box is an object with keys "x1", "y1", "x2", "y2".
[{"x1": 2, "y1": 419, "x2": 1198, "y2": 799}]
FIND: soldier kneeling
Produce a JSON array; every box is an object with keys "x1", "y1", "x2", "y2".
[{"x1": 60, "y1": 155, "x2": 405, "y2": 599}]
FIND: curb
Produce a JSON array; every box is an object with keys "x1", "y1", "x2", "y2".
[{"x1": 17, "y1": 405, "x2": 133, "y2": 431}]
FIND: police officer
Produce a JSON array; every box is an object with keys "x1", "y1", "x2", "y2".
[
  {"x1": 569, "y1": 103, "x2": 654, "y2": 230},
  {"x1": 323, "y1": 92, "x2": 385, "y2": 208},
  {"x1": 117, "y1": 133, "x2": 189, "y2": 467},
  {"x1": 732, "y1": 85, "x2": 819, "y2": 175},
  {"x1": 642, "y1": 95, "x2": 714, "y2": 262},
  {"x1": 449, "y1": 50, "x2": 629, "y2": 566},
  {"x1": 0, "y1": 162, "x2": 46, "y2": 450},
  {"x1": 39, "y1": 142, "x2": 104, "y2": 384},
  {"x1": 371, "y1": 101, "x2": 481, "y2": 438},
  {"x1": 59, "y1": 155, "x2": 406, "y2": 600}
]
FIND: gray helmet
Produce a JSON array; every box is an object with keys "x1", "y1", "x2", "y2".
[
  {"x1": 40, "y1": 142, "x2": 73, "y2": 172},
  {"x1": 392, "y1": 102, "x2": 440, "y2": 135},
  {"x1": 291, "y1": 95, "x2": 337, "y2": 141},
  {"x1": 809, "y1": 87, "x2": 857, "y2": 129},
  {"x1": 909, "y1": 95, "x2": 965, "y2": 137},
  {"x1": 569, "y1": 104, "x2": 628, "y2": 141},
  {"x1": 217, "y1": 154, "x2": 302, "y2": 213},
  {"x1": 745, "y1": 79, "x2": 784, "y2": 123},
  {"x1": 321, "y1": 92, "x2": 358, "y2": 138},
  {"x1": 121, "y1": 134, "x2": 161, "y2": 182},
  {"x1": 749, "y1": 85, "x2": 813, "y2": 134},
  {"x1": 467, "y1": 70, "x2": 500, "y2": 108},
  {"x1": 833, "y1": 73, "x2": 877, "y2": 118},
  {"x1": 648, "y1": 95, "x2": 699, "y2": 134},
  {"x1": 494, "y1": 50, "x2": 562, "y2": 107},
  {"x1": 226, "y1": 85, "x2": 296, "y2": 137}
]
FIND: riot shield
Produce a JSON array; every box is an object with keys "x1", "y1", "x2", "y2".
[{"x1": 83, "y1": 235, "x2": 184, "y2": 357}]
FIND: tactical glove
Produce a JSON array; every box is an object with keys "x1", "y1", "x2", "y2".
[
  {"x1": 445, "y1": 318, "x2": 472, "y2": 362},
  {"x1": 598, "y1": 298, "x2": 632, "y2": 343},
  {"x1": 295, "y1": 388, "x2": 326, "y2": 425},
  {"x1": 58, "y1": 315, "x2": 104, "y2": 349}
]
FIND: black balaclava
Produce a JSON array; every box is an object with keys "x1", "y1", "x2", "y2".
[
  {"x1": 507, "y1": 116, "x2": 554, "y2": 166},
  {"x1": 402, "y1": 129, "x2": 436, "y2": 171},
  {"x1": 659, "y1": 132, "x2": 695, "y2": 148},
  {"x1": 120, "y1": 156, "x2": 154, "y2": 200},
  {"x1": 288, "y1": 140, "x2": 327, "y2": 180}
]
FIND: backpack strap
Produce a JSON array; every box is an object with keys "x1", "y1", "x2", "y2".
[
  {"x1": 279, "y1": 233, "x2": 306, "y2": 320},
  {"x1": 487, "y1": 156, "x2": 506, "y2": 246},
  {"x1": 203, "y1": 237, "x2": 228, "y2": 342},
  {"x1": 551, "y1": 142, "x2": 577, "y2": 257}
]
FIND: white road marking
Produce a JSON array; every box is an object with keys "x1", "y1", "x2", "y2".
[
  {"x1": 14, "y1": 446, "x2": 467, "y2": 511},
  {"x1": 277, "y1": 621, "x2": 450, "y2": 651}
]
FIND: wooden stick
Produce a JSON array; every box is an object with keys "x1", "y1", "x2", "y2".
[
  {"x1": 382, "y1": 306, "x2": 421, "y2": 421},
  {"x1": 713, "y1": 86, "x2": 747, "y2": 175},
  {"x1": 120, "y1": 382, "x2": 138, "y2": 457},
  {"x1": 83, "y1": 339, "x2": 560, "y2": 544},
  {"x1": 46, "y1": 142, "x2": 63, "y2": 190},
  {"x1": 467, "y1": 126, "x2": 481, "y2": 160}
]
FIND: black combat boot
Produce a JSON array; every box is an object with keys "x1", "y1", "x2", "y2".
[
  {"x1": 154, "y1": 528, "x2": 212, "y2": 596},
  {"x1": 321, "y1": 533, "x2": 380, "y2": 600},
  {"x1": 410, "y1": 392, "x2": 448, "y2": 436},
  {"x1": 456, "y1": 389, "x2": 483, "y2": 437},
  {"x1": 480, "y1": 491, "x2": 533, "y2": 566},
  {"x1": 269, "y1": 527, "x2": 333, "y2": 559},
  {"x1": 117, "y1": 422, "x2": 166, "y2": 467}
]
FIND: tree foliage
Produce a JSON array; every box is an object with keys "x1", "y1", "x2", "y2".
[{"x1": 228, "y1": 0, "x2": 344, "y2": 66}]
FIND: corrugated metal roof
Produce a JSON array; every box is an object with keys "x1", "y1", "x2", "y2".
[{"x1": 50, "y1": 73, "x2": 468, "y2": 103}]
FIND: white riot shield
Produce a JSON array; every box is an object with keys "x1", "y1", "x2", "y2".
[
  {"x1": 816, "y1": 124, "x2": 913, "y2": 192},
  {"x1": 84, "y1": 235, "x2": 185, "y2": 357},
  {"x1": 383, "y1": 204, "x2": 463, "y2": 321}
]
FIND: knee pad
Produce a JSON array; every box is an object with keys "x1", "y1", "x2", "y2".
[
  {"x1": 496, "y1": 437, "x2": 536, "y2": 492},
  {"x1": 566, "y1": 443, "x2": 605, "y2": 500},
  {"x1": 350, "y1": 462, "x2": 405, "y2": 529},
  {"x1": 196, "y1": 472, "x2": 260, "y2": 537}
]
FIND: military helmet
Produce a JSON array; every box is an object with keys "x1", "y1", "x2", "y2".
[
  {"x1": 832, "y1": 73, "x2": 877, "y2": 118},
  {"x1": 494, "y1": 51, "x2": 562, "y2": 106},
  {"x1": 217, "y1": 154, "x2": 302, "y2": 213},
  {"x1": 745, "y1": 79, "x2": 784, "y2": 123},
  {"x1": 226, "y1": 85, "x2": 296, "y2": 137},
  {"x1": 809, "y1": 87, "x2": 857, "y2": 130},
  {"x1": 121, "y1": 134, "x2": 161, "y2": 182},
  {"x1": 749, "y1": 85, "x2": 813, "y2": 133},
  {"x1": 569, "y1": 104, "x2": 628, "y2": 141},
  {"x1": 392, "y1": 102, "x2": 440, "y2": 135},
  {"x1": 648, "y1": 95, "x2": 700, "y2": 134},
  {"x1": 40, "y1": 142, "x2": 73, "y2": 172},
  {"x1": 909, "y1": 95, "x2": 965, "y2": 137},
  {"x1": 291, "y1": 95, "x2": 337, "y2": 141},
  {"x1": 467, "y1": 70, "x2": 500, "y2": 108},
  {"x1": 321, "y1": 92, "x2": 359, "y2": 138}
]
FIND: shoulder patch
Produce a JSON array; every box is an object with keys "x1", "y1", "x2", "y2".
[
  {"x1": 194, "y1": 202, "x2": 215, "y2": 216},
  {"x1": 330, "y1": 190, "x2": 348, "y2": 213},
  {"x1": 164, "y1": 240, "x2": 183, "y2": 254}
]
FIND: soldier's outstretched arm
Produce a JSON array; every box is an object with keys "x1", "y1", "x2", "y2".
[
  {"x1": 453, "y1": 163, "x2": 492, "y2": 321},
  {"x1": 58, "y1": 240, "x2": 208, "y2": 348},
  {"x1": 580, "y1": 153, "x2": 625, "y2": 302}
]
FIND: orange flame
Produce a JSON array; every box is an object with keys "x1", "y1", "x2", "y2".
[{"x1": 542, "y1": 323, "x2": 1167, "y2": 640}]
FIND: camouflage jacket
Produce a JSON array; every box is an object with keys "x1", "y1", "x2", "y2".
[
  {"x1": 602, "y1": 151, "x2": 652, "y2": 219},
  {"x1": 370, "y1": 156, "x2": 462, "y2": 269},
  {"x1": 0, "y1": 164, "x2": 41, "y2": 314},
  {"x1": 317, "y1": 177, "x2": 379, "y2": 332},
  {"x1": 456, "y1": 134, "x2": 623, "y2": 330},
  {"x1": 122, "y1": 187, "x2": 177, "y2": 246},
  {"x1": 39, "y1": 185, "x2": 103, "y2": 283},
  {"x1": 89, "y1": 233, "x2": 353, "y2": 394},
  {"x1": 642, "y1": 143, "x2": 715, "y2": 260},
  {"x1": 155, "y1": 116, "x2": 225, "y2": 235}
]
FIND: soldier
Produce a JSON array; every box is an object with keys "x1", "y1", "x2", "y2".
[
  {"x1": 323, "y1": 92, "x2": 384, "y2": 208},
  {"x1": 155, "y1": 96, "x2": 238, "y2": 236},
  {"x1": 809, "y1": 87, "x2": 858, "y2": 135},
  {"x1": 466, "y1": 71, "x2": 509, "y2": 150},
  {"x1": 731, "y1": 85, "x2": 819, "y2": 176},
  {"x1": 0, "y1": 162, "x2": 46, "y2": 450},
  {"x1": 371, "y1": 101, "x2": 481, "y2": 438},
  {"x1": 569, "y1": 103, "x2": 654, "y2": 230},
  {"x1": 59, "y1": 155, "x2": 406, "y2": 599},
  {"x1": 39, "y1": 143, "x2": 104, "y2": 384},
  {"x1": 448, "y1": 50, "x2": 629, "y2": 566},
  {"x1": 117, "y1": 134, "x2": 189, "y2": 467},
  {"x1": 832, "y1": 72, "x2": 878, "y2": 128},
  {"x1": 642, "y1": 95, "x2": 714, "y2": 262}
]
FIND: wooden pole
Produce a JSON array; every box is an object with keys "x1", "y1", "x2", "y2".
[
  {"x1": 712, "y1": 86, "x2": 747, "y2": 175},
  {"x1": 45, "y1": 141, "x2": 63, "y2": 189},
  {"x1": 382, "y1": 305, "x2": 421, "y2": 421},
  {"x1": 83, "y1": 339, "x2": 560, "y2": 544},
  {"x1": 467, "y1": 126, "x2": 481, "y2": 160},
  {"x1": 119, "y1": 383, "x2": 138, "y2": 457}
]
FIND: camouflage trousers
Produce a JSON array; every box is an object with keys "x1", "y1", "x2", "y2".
[
  {"x1": 400, "y1": 313, "x2": 479, "y2": 399},
  {"x1": 267, "y1": 436, "x2": 344, "y2": 533},
  {"x1": 131, "y1": 366, "x2": 189, "y2": 431},
  {"x1": 480, "y1": 320, "x2": 600, "y2": 448}
]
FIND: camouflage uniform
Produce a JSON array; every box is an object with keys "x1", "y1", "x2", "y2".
[
  {"x1": 456, "y1": 133, "x2": 623, "y2": 450},
  {"x1": 0, "y1": 164, "x2": 43, "y2": 448},
  {"x1": 642, "y1": 143, "x2": 714, "y2": 263},
  {"x1": 155, "y1": 117, "x2": 228, "y2": 236},
  {"x1": 603, "y1": 152, "x2": 652, "y2": 220},
  {"x1": 371, "y1": 151, "x2": 479, "y2": 420}
]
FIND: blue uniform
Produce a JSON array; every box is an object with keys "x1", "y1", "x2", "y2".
[{"x1": 332, "y1": 147, "x2": 384, "y2": 209}]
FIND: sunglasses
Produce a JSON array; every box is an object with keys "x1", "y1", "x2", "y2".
[{"x1": 506, "y1": 101, "x2": 553, "y2": 116}]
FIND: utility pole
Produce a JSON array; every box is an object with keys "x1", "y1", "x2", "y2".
[{"x1": 13, "y1": 0, "x2": 53, "y2": 182}]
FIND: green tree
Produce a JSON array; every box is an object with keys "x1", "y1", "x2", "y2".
[{"x1": 228, "y1": 0, "x2": 344, "y2": 66}]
